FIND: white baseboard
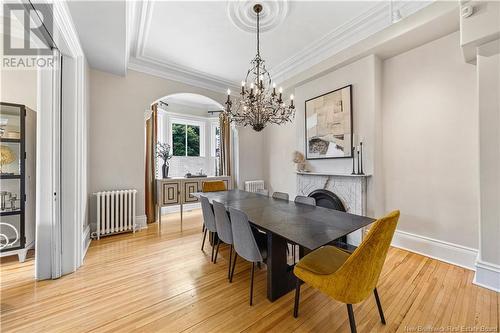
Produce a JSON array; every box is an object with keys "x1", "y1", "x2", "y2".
[
  {"x1": 135, "y1": 215, "x2": 148, "y2": 230},
  {"x1": 474, "y1": 260, "x2": 500, "y2": 292},
  {"x1": 82, "y1": 225, "x2": 91, "y2": 260},
  {"x1": 391, "y1": 229, "x2": 478, "y2": 271}
]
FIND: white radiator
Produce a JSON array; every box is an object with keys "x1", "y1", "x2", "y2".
[
  {"x1": 245, "y1": 180, "x2": 267, "y2": 194},
  {"x1": 93, "y1": 189, "x2": 137, "y2": 239}
]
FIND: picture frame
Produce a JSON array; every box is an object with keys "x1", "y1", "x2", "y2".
[{"x1": 304, "y1": 84, "x2": 353, "y2": 160}]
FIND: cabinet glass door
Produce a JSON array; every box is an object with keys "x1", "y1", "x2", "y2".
[{"x1": 0, "y1": 103, "x2": 24, "y2": 251}]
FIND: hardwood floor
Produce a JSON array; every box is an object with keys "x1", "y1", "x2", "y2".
[{"x1": 1, "y1": 210, "x2": 498, "y2": 332}]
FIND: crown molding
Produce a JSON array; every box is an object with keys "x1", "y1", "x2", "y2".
[
  {"x1": 270, "y1": 1, "x2": 432, "y2": 83},
  {"x1": 128, "y1": 0, "x2": 239, "y2": 94},
  {"x1": 53, "y1": 0, "x2": 84, "y2": 57},
  {"x1": 162, "y1": 98, "x2": 223, "y2": 111},
  {"x1": 128, "y1": 57, "x2": 238, "y2": 94},
  {"x1": 128, "y1": 0, "x2": 432, "y2": 94}
]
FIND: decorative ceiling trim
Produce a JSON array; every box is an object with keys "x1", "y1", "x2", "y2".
[
  {"x1": 128, "y1": 57, "x2": 238, "y2": 94},
  {"x1": 161, "y1": 97, "x2": 224, "y2": 111},
  {"x1": 269, "y1": 1, "x2": 433, "y2": 83},
  {"x1": 226, "y1": 0, "x2": 289, "y2": 33},
  {"x1": 128, "y1": 0, "x2": 432, "y2": 94},
  {"x1": 128, "y1": 0, "x2": 238, "y2": 94}
]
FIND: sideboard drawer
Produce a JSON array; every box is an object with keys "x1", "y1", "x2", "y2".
[
  {"x1": 184, "y1": 181, "x2": 200, "y2": 203},
  {"x1": 161, "y1": 183, "x2": 180, "y2": 205}
]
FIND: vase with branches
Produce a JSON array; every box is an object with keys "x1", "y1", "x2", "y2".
[{"x1": 156, "y1": 142, "x2": 173, "y2": 178}]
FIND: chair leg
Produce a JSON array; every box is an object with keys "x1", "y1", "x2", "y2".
[
  {"x1": 347, "y1": 304, "x2": 357, "y2": 333},
  {"x1": 210, "y1": 233, "x2": 215, "y2": 262},
  {"x1": 293, "y1": 245, "x2": 296, "y2": 263},
  {"x1": 249, "y1": 262, "x2": 255, "y2": 306},
  {"x1": 293, "y1": 277, "x2": 301, "y2": 318},
  {"x1": 201, "y1": 229, "x2": 207, "y2": 251},
  {"x1": 227, "y1": 245, "x2": 233, "y2": 280},
  {"x1": 374, "y1": 288, "x2": 386, "y2": 324},
  {"x1": 229, "y1": 253, "x2": 237, "y2": 282},
  {"x1": 214, "y1": 238, "x2": 221, "y2": 263}
]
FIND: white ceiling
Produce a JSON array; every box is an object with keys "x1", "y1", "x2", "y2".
[
  {"x1": 67, "y1": 1, "x2": 128, "y2": 75},
  {"x1": 67, "y1": 0, "x2": 432, "y2": 90},
  {"x1": 142, "y1": 1, "x2": 375, "y2": 82}
]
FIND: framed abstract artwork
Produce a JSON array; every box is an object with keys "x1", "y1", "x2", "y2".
[{"x1": 305, "y1": 85, "x2": 353, "y2": 160}]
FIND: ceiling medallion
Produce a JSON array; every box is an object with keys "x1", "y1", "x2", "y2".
[
  {"x1": 224, "y1": 3, "x2": 295, "y2": 132},
  {"x1": 226, "y1": 0, "x2": 289, "y2": 33}
]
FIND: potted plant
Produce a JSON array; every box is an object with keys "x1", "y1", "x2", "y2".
[{"x1": 156, "y1": 142, "x2": 173, "y2": 178}]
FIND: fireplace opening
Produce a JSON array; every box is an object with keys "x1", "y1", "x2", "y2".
[
  {"x1": 308, "y1": 189, "x2": 350, "y2": 246},
  {"x1": 308, "y1": 189, "x2": 346, "y2": 212}
]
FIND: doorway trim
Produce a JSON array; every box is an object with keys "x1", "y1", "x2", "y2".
[{"x1": 35, "y1": 0, "x2": 88, "y2": 279}]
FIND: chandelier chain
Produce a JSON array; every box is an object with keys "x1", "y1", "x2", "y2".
[{"x1": 256, "y1": 9, "x2": 260, "y2": 57}]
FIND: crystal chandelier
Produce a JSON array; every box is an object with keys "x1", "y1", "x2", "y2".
[{"x1": 224, "y1": 4, "x2": 295, "y2": 132}]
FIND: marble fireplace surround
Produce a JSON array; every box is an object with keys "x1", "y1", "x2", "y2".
[{"x1": 296, "y1": 171, "x2": 371, "y2": 245}]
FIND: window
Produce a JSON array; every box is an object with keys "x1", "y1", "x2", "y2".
[
  {"x1": 169, "y1": 117, "x2": 205, "y2": 157},
  {"x1": 211, "y1": 122, "x2": 220, "y2": 157}
]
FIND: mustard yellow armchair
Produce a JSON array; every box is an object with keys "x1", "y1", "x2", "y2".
[
  {"x1": 202, "y1": 180, "x2": 226, "y2": 192},
  {"x1": 293, "y1": 210, "x2": 400, "y2": 333}
]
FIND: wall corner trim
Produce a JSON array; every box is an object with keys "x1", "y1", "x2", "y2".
[
  {"x1": 473, "y1": 259, "x2": 500, "y2": 292},
  {"x1": 82, "y1": 225, "x2": 91, "y2": 261},
  {"x1": 391, "y1": 230, "x2": 478, "y2": 271}
]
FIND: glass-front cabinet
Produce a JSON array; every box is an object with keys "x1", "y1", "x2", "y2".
[{"x1": 0, "y1": 102, "x2": 36, "y2": 261}]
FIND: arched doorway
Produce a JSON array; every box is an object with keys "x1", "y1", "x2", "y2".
[{"x1": 145, "y1": 93, "x2": 229, "y2": 224}]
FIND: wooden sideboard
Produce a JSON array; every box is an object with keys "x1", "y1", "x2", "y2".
[{"x1": 156, "y1": 176, "x2": 232, "y2": 232}]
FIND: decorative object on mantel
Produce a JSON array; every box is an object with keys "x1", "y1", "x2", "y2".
[
  {"x1": 350, "y1": 136, "x2": 365, "y2": 175},
  {"x1": 359, "y1": 140, "x2": 365, "y2": 175},
  {"x1": 155, "y1": 142, "x2": 173, "y2": 179},
  {"x1": 292, "y1": 151, "x2": 310, "y2": 172},
  {"x1": 223, "y1": 4, "x2": 295, "y2": 132},
  {"x1": 351, "y1": 145, "x2": 356, "y2": 175},
  {"x1": 305, "y1": 85, "x2": 353, "y2": 160},
  {"x1": 357, "y1": 147, "x2": 361, "y2": 175}
]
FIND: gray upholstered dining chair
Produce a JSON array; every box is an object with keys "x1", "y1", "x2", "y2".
[
  {"x1": 212, "y1": 200, "x2": 235, "y2": 279},
  {"x1": 294, "y1": 195, "x2": 316, "y2": 206},
  {"x1": 288, "y1": 196, "x2": 316, "y2": 263},
  {"x1": 272, "y1": 191, "x2": 289, "y2": 201},
  {"x1": 200, "y1": 196, "x2": 218, "y2": 262},
  {"x1": 229, "y1": 207, "x2": 267, "y2": 305}
]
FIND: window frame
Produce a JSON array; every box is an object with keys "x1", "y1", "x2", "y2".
[
  {"x1": 211, "y1": 120, "x2": 220, "y2": 157},
  {"x1": 168, "y1": 116, "x2": 205, "y2": 157}
]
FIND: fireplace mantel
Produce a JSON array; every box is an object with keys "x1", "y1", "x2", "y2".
[
  {"x1": 296, "y1": 171, "x2": 371, "y2": 178},
  {"x1": 296, "y1": 171, "x2": 369, "y2": 245}
]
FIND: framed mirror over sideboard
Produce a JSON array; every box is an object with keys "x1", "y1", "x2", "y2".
[{"x1": 0, "y1": 102, "x2": 36, "y2": 262}]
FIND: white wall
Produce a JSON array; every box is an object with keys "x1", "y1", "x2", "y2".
[
  {"x1": 477, "y1": 42, "x2": 500, "y2": 266},
  {"x1": 263, "y1": 31, "x2": 480, "y2": 269},
  {"x1": 383, "y1": 31, "x2": 479, "y2": 249},
  {"x1": 235, "y1": 126, "x2": 267, "y2": 190},
  {"x1": 264, "y1": 54, "x2": 384, "y2": 216},
  {"x1": 0, "y1": 65, "x2": 38, "y2": 111},
  {"x1": 0, "y1": 33, "x2": 38, "y2": 110},
  {"x1": 88, "y1": 69, "x2": 228, "y2": 219}
]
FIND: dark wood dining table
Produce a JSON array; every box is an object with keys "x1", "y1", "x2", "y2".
[{"x1": 192, "y1": 190, "x2": 375, "y2": 302}]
